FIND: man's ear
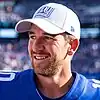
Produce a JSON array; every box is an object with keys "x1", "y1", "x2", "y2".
[
  {"x1": 70, "y1": 39, "x2": 79, "y2": 51},
  {"x1": 67, "y1": 39, "x2": 79, "y2": 56}
]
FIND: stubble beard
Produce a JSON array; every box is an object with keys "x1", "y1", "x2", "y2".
[{"x1": 32, "y1": 55, "x2": 63, "y2": 77}]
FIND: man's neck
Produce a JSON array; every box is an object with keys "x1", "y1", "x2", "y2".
[{"x1": 35, "y1": 70, "x2": 74, "y2": 98}]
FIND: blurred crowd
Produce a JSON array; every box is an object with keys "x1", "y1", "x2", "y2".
[
  {"x1": 0, "y1": 5, "x2": 22, "y2": 28},
  {"x1": 72, "y1": 38, "x2": 100, "y2": 74},
  {"x1": 0, "y1": 39, "x2": 31, "y2": 71}
]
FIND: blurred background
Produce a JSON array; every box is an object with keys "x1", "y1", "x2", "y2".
[{"x1": 0, "y1": 0, "x2": 100, "y2": 79}]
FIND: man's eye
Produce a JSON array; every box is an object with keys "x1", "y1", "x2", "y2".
[
  {"x1": 45, "y1": 36, "x2": 55, "y2": 40},
  {"x1": 45, "y1": 37, "x2": 52, "y2": 40},
  {"x1": 29, "y1": 36, "x2": 36, "y2": 39}
]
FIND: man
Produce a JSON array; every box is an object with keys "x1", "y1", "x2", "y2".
[{"x1": 0, "y1": 3, "x2": 100, "y2": 100}]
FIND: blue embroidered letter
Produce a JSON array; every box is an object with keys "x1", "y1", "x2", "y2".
[{"x1": 34, "y1": 6, "x2": 55, "y2": 18}]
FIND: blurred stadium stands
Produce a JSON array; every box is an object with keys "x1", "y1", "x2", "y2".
[{"x1": 0, "y1": 0, "x2": 100, "y2": 79}]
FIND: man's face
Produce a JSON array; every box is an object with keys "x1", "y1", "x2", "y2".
[{"x1": 28, "y1": 25, "x2": 69, "y2": 77}]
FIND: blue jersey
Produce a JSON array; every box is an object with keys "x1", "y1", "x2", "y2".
[{"x1": 0, "y1": 69, "x2": 100, "y2": 100}]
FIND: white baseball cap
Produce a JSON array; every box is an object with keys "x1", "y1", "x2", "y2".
[{"x1": 15, "y1": 3, "x2": 80, "y2": 39}]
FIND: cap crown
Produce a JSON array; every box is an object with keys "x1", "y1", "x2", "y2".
[{"x1": 33, "y1": 3, "x2": 80, "y2": 39}]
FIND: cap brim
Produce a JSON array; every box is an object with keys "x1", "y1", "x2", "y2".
[{"x1": 15, "y1": 18, "x2": 65, "y2": 34}]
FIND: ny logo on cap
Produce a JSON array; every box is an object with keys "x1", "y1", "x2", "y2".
[
  {"x1": 71, "y1": 26, "x2": 75, "y2": 32},
  {"x1": 34, "y1": 6, "x2": 55, "y2": 18}
]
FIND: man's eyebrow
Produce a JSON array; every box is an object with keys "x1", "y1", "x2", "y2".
[{"x1": 28, "y1": 32, "x2": 35, "y2": 35}]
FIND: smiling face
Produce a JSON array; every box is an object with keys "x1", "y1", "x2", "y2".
[{"x1": 28, "y1": 24, "x2": 70, "y2": 77}]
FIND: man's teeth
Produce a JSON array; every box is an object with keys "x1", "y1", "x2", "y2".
[{"x1": 35, "y1": 56, "x2": 48, "y2": 60}]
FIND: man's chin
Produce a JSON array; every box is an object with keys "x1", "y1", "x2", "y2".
[
  {"x1": 36, "y1": 72, "x2": 56, "y2": 77},
  {"x1": 34, "y1": 67, "x2": 58, "y2": 77},
  {"x1": 32, "y1": 56, "x2": 60, "y2": 77}
]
